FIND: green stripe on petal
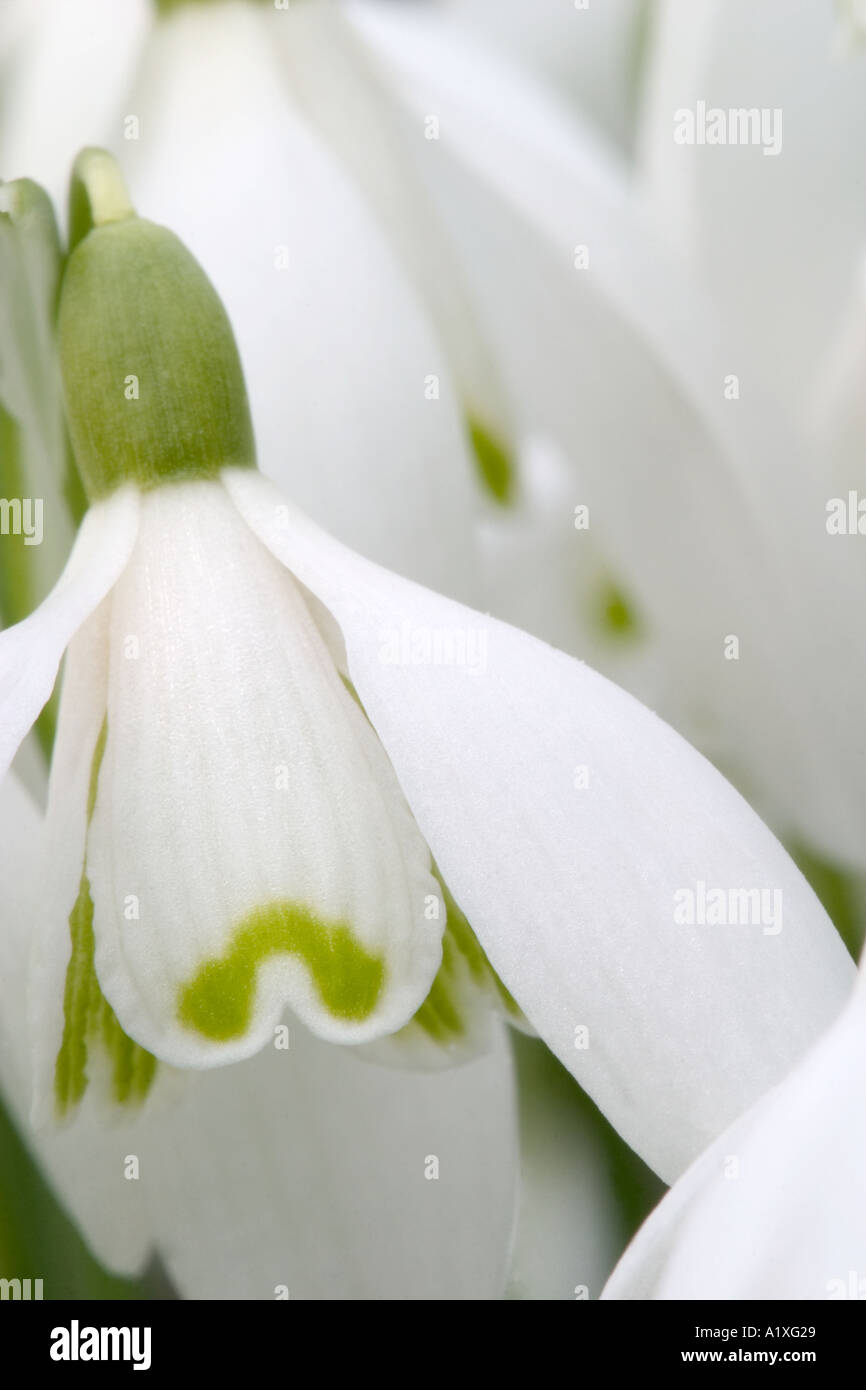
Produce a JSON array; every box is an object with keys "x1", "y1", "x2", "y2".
[
  {"x1": 594, "y1": 576, "x2": 642, "y2": 641},
  {"x1": 55, "y1": 870, "x2": 158, "y2": 1114},
  {"x1": 54, "y1": 720, "x2": 158, "y2": 1114},
  {"x1": 412, "y1": 871, "x2": 529, "y2": 1048},
  {"x1": 413, "y1": 931, "x2": 467, "y2": 1043},
  {"x1": 177, "y1": 903, "x2": 387, "y2": 1042},
  {"x1": 468, "y1": 415, "x2": 515, "y2": 505}
]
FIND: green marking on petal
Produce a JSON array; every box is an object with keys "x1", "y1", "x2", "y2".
[
  {"x1": 594, "y1": 576, "x2": 642, "y2": 641},
  {"x1": 413, "y1": 931, "x2": 466, "y2": 1042},
  {"x1": 412, "y1": 870, "x2": 526, "y2": 1044},
  {"x1": 85, "y1": 717, "x2": 107, "y2": 820},
  {"x1": 54, "y1": 870, "x2": 158, "y2": 1115},
  {"x1": 177, "y1": 903, "x2": 386, "y2": 1041},
  {"x1": 54, "y1": 720, "x2": 158, "y2": 1115},
  {"x1": 490, "y1": 969, "x2": 523, "y2": 1021},
  {"x1": 468, "y1": 415, "x2": 515, "y2": 506}
]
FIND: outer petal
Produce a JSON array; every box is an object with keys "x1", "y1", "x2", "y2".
[
  {"x1": 226, "y1": 469, "x2": 855, "y2": 1184},
  {"x1": 603, "y1": 964, "x2": 866, "y2": 1300},
  {"x1": 88, "y1": 482, "x2": 442, "y2": 1066},
  {"x1": 118, "y1": 0, "x2": 482, "y2": 601},
  {"x1": 0, "y1": 488, "x2": 138, "y2": 781}
]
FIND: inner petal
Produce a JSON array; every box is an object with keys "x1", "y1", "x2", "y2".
[{"x1": 86, "y1": 480, "x2": 443, "y2": 1068}]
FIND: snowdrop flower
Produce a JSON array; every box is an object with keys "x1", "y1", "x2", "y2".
[
  {"x1": 602, "y1": 948, "x2": 866, "y2": 1301},
  {"x1": 0, "y1": 150, "x2": 856, "y2": 1192}
]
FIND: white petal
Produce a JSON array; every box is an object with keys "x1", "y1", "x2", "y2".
[
  {"x1": 119, "y1": 0, "x2": 482, "y2": 601},
  {"x1": 227, "y1": 469, "x2": 855, "y2": 1183},
  {"x1": 20, "y1": 1020, "x2": 517, "y2": 1299},
  {"x1": 88, "y1": 480, "x2": 442, "y2": 1067},
  {"x1": 603, "y1": 966, "x2": 866, "y2": 1299},
  {"x1": 639, "y1": 0, "x2": 866, "y2": 412},
  {"x1": 0, "y1": 488, "x2": 139, "y2": 782},
  {"x1": 0, "y1": 0, "x2": 150, "y2": 208}
]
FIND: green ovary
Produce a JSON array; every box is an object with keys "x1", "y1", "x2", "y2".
[{"x1": 177, "y1": 904, "x2": 386, "y2": 1041}]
